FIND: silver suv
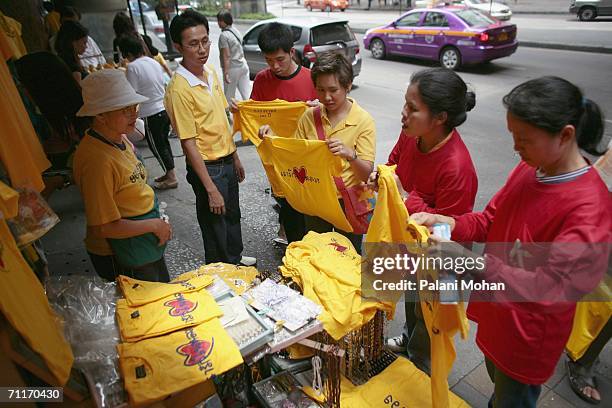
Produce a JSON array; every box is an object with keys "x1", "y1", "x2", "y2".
[
  {"x1": 242, "y1": 17, "x2": 362, "y2": 79},
  {"x1": 570, "y1": 0, "x2": 612, "y2": 21}
]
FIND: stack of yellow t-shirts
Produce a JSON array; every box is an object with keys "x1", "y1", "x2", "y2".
[
  {"x1": 338, "y1": 357, "x2": 469, "y2": 407},
  {"x1": 115, "y1": 275, "x2": 243, "y2": 407},
  {"x1": 280, "y1": 231, "x2": 394, "y2": 340},
  {"x1": 365, "y1": 164, "x2": 469, "y2": 408},
  {"x1": 175, "y1": 262, "x2": 259, "y2": 295},
  {"x1": 232, "y1": 99, "x2": 308, "y2": 144},
  {"x1": 116, "y1": 290, "x2": 223, "y2": 342},
  {"x1": 118, "y1": 274, "x2": 215, "y2": 306}
]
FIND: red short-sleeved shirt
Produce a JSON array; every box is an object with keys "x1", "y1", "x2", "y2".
[{"x1": 250, "y1": 66, "x2": 317, "y2": 102}]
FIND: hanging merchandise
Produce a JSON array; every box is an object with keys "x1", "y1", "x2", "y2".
[
  {"x1": 233, "y1": 99, "x2": 308, "y2": 144},
  {"x1": 365, "y1": 164, "x2": 469, "y2": 408},
  {"x1": 118, "y1": 274, "x2": 215, "y2": 306},
  {"x1": 6, "y1": 188, "x2": 59, "y2": 246},
  {"x1": 566, "y1": 282, "x2": 612, "y2": 360},
  {"x1": 258, "y1": 137, "x2": 353, "y2": 232},
  {"x1": 280, "y1": 231, "x2": 394, "y2": 340},
  {"x1": 175, "y1": 262, "x2": 259, "y2": 296},
  {"x1": 0, "y1": 30, "x2": 50, "y2": 193},
  {"x1": 0, "y1": 12, "x2": 26, "y2": 59},
  {"x1": 339, "y1": 357, "x2": 469, "y2": 407},
  {"x1": 0, "y1": 181, "x2": 73, "y2": 385},
  {"x1": 117, "y1": 318, "x2": 243, "y2": 407},
  {"x1": 116, "y1": 289, "x2": 223, "y2": 342}
]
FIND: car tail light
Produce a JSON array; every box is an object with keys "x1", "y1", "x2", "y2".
[
  {"x1": 479, "y1": 33, "x2": 489, "y2": 42},
  {"x1": 355, "y1": 45, "x2": 360, "y2": 54},
  {"x1": 154, "y1": 26, "x2": 164, "y2": 34},
  {"x1": 304, "y1": 44, "x2": 316, "y2": 62}
]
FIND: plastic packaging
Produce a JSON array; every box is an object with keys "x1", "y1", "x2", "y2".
[{"x1": 46, "y1": 275, "x2": 125, "y2": 407}]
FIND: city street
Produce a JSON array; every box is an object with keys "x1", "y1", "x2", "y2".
[
  {"x1": 266, "y1": 0, "x2": 612, "y2": 50},
  {"x1": 42, "y1": 8, "x2": 612, "y2": 407}
]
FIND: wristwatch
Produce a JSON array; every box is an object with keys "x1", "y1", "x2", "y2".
[{"x1": 347, "y1": 149, "x2": 358, "y2": 162}]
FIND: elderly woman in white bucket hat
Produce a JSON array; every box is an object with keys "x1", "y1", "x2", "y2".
[{"x1": 73, "y1": 69, "x2": 172, "y2": 282}]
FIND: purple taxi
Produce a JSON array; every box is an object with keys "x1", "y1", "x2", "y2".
[{"x1": 363, "y1": 6, "x2": 518, "y2": 70}]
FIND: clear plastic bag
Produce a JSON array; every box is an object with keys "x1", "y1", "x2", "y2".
[{"x1": 46, "y1": 275, "x2": 125, "y2": 407}]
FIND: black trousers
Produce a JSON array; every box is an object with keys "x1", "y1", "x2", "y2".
[
  {"x1": 304, "y1": 200, "x2": 363, "y2": 254},
  {"x1": 88, "y1": 252, "x2": 169, "y2": 282},
  {"x1": 485, "y1": 358, "x2": 542, "y2": 408},
  {"x1": 277, "y1": 197, "x2": 306, "y2": 243},
  {"x1": 144, "y1": 110, "x2": 174, "y2": 172},
  {"x1": 186, "y1": 156, "x2": 243, "y2": 264}
]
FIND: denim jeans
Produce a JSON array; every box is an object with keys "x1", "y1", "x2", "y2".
[
  {"x1": 485, "y1": 357, "x2": 542, "y2": 408},
  {"x1": 186, "y1": 156, "x2": 243, "y2": 264}
]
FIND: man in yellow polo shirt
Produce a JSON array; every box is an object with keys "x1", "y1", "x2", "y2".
[{"x1": 165, "y1": 10, "x2": 254, "y2": 266}]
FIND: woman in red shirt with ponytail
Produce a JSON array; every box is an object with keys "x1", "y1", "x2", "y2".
[{"x1": 413, "y1": 76, "x2": 611, "y2": 407}]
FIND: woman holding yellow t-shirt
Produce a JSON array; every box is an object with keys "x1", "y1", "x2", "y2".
[
  {"x1": 73, "y1": 70, "x2": 172, "y2": 282},
  {"x1": 260, "y1": 52, "x2": 375, "y2": 251}
]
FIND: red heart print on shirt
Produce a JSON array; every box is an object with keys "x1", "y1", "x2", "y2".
[{"x1": 293, "y1": 166, "x2": 307, "y2": 184}]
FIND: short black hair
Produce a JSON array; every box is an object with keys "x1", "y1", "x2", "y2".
[
  {"x1": 311, "y1": 52, "x2": 353, "y2": 89},
  {"x1": 216, "y1": 9, "x2": 233, "y2": 26},
  {"x1": 118, "y1": 34, "x2": 145, "y2": 58},
  {"x1": 170, "y1": 9, "x2": 209, "y2": 45},
  {"x1": 410, "y1": 68, "x2": 476, "y2": 132},
  {"x1": 60, "y1": 6, "x2": 80, "y2": 21},
  {"x1": 258, "y1": 22, "x2": 293, "y2": 54},
  {"x1": 503, "y1": 76, "x2": 604, "y2": 155},
  {"x1": 113, "y1": 12, "x2": 136, "y2": 38}
]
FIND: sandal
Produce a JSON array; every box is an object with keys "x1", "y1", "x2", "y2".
[
  {"x1": 154, "y1": 179, "x2": 178, "y2": 190},
  {"x1": 154, "y1": 175, "x2": 168, "y2": 183},
  {"x1": 566, "y1": 359, "x2": 601, "y2": 405}
]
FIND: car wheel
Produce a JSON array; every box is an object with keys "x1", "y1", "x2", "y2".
[
  {"x1": 370, "y1": 38, "x2": 386, "y2": 60},
  {"x1": 307, "y1": 5, "x2": 312, "y2": 11},
  {"x1": 341, "y1": 8, "x2": 346, "y2": 11},
  {"x1": 578, "y1": 6, "x2": 597, "y2": 21},
  {"x1": 440, "y1": 47, "x2": 461, "y2": 70}
]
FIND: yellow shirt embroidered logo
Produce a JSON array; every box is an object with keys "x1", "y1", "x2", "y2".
[
  {"x1": 116, "y1": 289, "x2": 222, "y2": 342},
  {"x1": 118, "y1": 274, "x2": 215, "y2": 306},
  {"x1": 258, "y1": 136, "x2": 353, "y2": 232},
  {"x1": 233, "y1": 99, "x2": 308, "y2": 144},
  {"x1": 117, "y1": 318, "x2": 243, "y2": 407}
]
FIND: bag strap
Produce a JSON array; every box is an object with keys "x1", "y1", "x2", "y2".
[
  {"x1": 222, "y1": 28, "x2": 242, "y2": 45},
  {"x1": 313, "y1": 106, "x2": 326, "y2": 141}
]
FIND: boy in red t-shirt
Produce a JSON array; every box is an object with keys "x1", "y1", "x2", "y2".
[{"x1": 231, "y1": 23, "x2": 318, "y2": 244}]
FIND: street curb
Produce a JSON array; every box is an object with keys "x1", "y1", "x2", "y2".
[
  {"x1": 519, "y1": 41, "x2": 612, "y2": 54},
  {"x1": 235, "y1": 19, "x2": 612, "y2": 55}
]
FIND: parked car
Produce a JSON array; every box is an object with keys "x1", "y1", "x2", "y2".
[
  {"x1": 304, "y1": 0, "x2": 349, "y2": 12},
  {"x1": 460, "y1": 0, "x2": 512, "y2": 20},
  {"x1": 363, "y1": 6, "x2": 517, "y2": 69},
  {"x1": 129, "y1": 1, "x2": 166, "y2": 42},
  {"x1": 570, "y1": 0, "x2": 612, "y2": 21},
  {"x1": 415, "y1": 1, "x2": 512, "y2": 20},
  {"x1": 242, "y1": 17, "x2": 362, "y2": 79}
]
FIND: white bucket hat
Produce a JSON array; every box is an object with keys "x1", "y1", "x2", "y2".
[{"x1": 76, "y1": 69, "x2": 148, "y2": 116}]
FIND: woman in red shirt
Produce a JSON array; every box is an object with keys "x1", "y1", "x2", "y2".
[
  {"x1": 373, "y1": 68, "x2": 478, "y2": 373},
  {"x1": 413, "y1": 76, "x2": 610, "y2": 407}
]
